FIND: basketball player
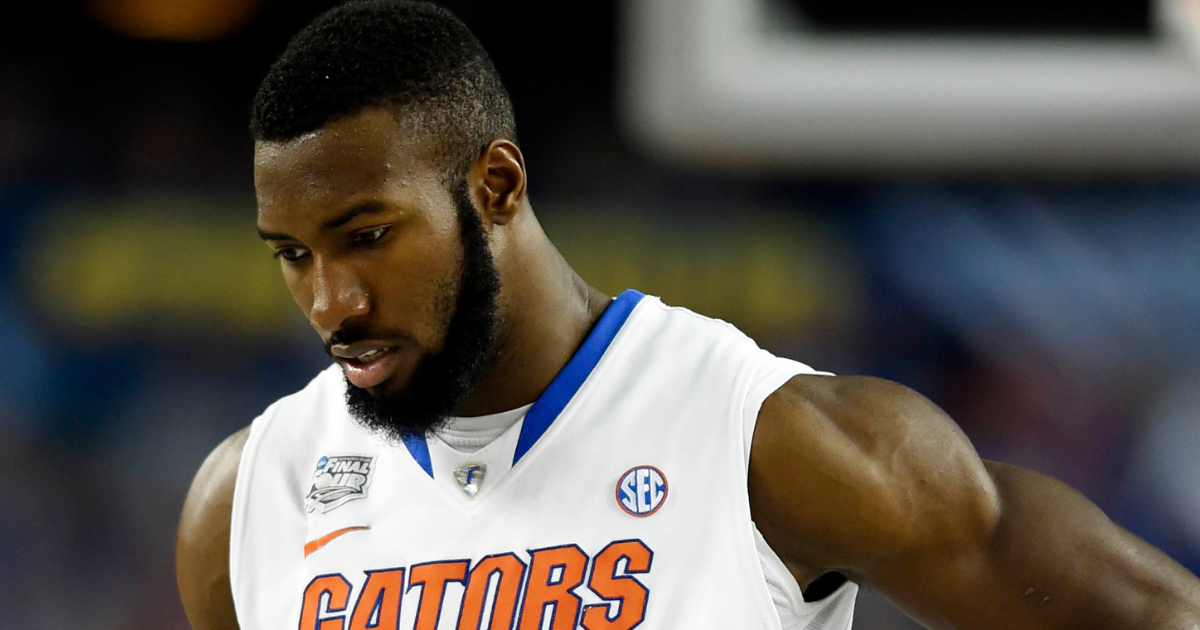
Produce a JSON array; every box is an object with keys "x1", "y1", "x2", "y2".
[{"x1": 176, "y1": 2, "x2": 1200, "y2": 629}]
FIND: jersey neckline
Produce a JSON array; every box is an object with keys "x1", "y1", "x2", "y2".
[{"x1": 402, "y1": 289, "x2": 646, "y2": 477}]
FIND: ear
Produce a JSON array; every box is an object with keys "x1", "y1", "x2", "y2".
[{"x1": 471, "y1": 140, "x2": 526, "y2": 226}]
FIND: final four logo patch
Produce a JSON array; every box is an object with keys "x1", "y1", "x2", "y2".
[
  {"x1": 306, "y1": 455, "x2": 375, "y2": 514},
  {"x1": 616, "y1": 465, "x2": 668, "y2": 516}
]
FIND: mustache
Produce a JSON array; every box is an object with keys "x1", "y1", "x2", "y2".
[{"x1": 324, "y1": 322, "x2": 418, "y2": 356}]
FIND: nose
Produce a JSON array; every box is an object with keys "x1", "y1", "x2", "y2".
[{"x1": 308, "y1": 257, "x2": 370, "y2": 334}]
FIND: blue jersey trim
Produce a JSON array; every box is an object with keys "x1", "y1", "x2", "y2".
[
  {"x1": 400, "y1": 289, "x2": 645, "y2": 478},
  {"x1": 402, "y1": 433, "x2": 434, "y2": 477},
  {"x1": 512, "y1": 289, "x2": 645, "y2": 465}
]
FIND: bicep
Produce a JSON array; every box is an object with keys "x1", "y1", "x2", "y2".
[
  {"x1": 749, "y1": 375, "x2": 999, "y2": 578},
  {"x1": 176, "y1": 427, "x2": 248, "y2": 630},
  {"x1": 870, "y1": 462, "x2": 1200, "y2": 629},
  {"x1": 750, "y1": 375, "x2": 1200, "y2": 629}
]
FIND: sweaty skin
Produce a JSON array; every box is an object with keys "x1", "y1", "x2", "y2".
[
  {"x1": 252, "y1": 108, "x2": 610, "y2": 417},
  {"x1": 750, "y1": 375, "x2": 1200, "y2": 629},
  {"x1": 177, "y1": 428, "x2": 246, "y2": 630},
  {"x1": 176, "y1": 108, "x2": 1200, "y2": 630}
]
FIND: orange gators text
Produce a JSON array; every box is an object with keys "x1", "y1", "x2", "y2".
[
  {"x1": 299, "y1": 574, "x2": 353, "y2": 630},
  {"x1": 297, "y1": 541, "x2": 655, "y2": 630},
  {"x1": 517, "y1": 545, "x2": 589, "y2": 630},
  {"x1": 348, "y1": 569, "x2": 405, "y2": 630},
  {"x1": 581, "y1": 540, "x2": 652, "y2": 630},
  {"x1": 457, "y1": 553, "x2": 525, "y2": 630},
  {"x1": 409, "y1": 560, "x2": 469, "y2": 630}
]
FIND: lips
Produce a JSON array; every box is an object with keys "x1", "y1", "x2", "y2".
[{"x1": 329, "y1": 342, "x2": 403, "y2": 389}]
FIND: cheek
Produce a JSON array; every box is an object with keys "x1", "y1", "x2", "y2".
[
  {"x1": 281, "y1": 267, "x2": 314, "y2": 314},
  {"x1": 372, "y1": 224, "x2": 463, "y2": 340}
]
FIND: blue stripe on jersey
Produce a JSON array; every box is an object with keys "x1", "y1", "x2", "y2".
[
  {"x1": 402, "y1": 289, "x2": 645, "y2": 478},
  {"x1": 513, "y1": 289, "x2": 645, "y2": 465},
  {"x1": 403, "y1": 433, "x2": 434, "y2": 477}
]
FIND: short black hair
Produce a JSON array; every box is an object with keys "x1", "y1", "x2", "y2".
[{"x1": 250, "y1": 0, "x2": 517, "y2": 181}]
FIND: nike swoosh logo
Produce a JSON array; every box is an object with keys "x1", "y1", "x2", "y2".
[{"x1": 304, "y1": 526, "x2": 370, "y2": 558}]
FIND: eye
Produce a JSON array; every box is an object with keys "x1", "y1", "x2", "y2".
[
  {"x1": 273, "y1": 246, "x2": 309, "y2": 263},
  {"x1": 351, "y1": 226, "x2": 390, "y2": 246}
]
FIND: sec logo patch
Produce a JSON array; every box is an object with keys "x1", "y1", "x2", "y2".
[{"x1": 616, "y1": 465, "x2": 668, "y2": 516}]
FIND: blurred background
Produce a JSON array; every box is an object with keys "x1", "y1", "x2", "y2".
[{"x1": 2, "y1": 0, "x2": 1199, "y2": 627}]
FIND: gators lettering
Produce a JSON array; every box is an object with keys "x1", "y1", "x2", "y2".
[{"x1": 299, "y1": 540, "x2": 653, "y2": 630}]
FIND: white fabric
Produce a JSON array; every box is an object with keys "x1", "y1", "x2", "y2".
[
  {"x1": 439, "y1": 403, "x2": 532, "y2": 453},
  {"x1": 230, "y1": 294, "x2": 856, "y2": 629},
  {"x1": 428, "y1": 415, "x2": 523, "y2": 500}
]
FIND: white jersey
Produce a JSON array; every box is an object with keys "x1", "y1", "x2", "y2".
[{"x1": 230, "y1": 291, "x2": 857, "y2": 630}]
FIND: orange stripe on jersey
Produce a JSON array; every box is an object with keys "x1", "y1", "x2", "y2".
[
  {"x1": 581, "y1": 540, "x2": 653, "y2": 630},
  {"x1": 348, "y1": 568, "x2": 405, "y2": 630},
  {"x1": 456, "y1": 553, "x2": 526, "y2": 630},
  {"x1": 409, "y1": 560, "x2": 469, "y2": 630},
  {"x1": 304, "y1": 526, "x2": 370, "y2": 558},
  {"x1": 517, "y1": 545, "x2": 588, "y2": 630},
  {"x1": 299, "y1": 574, "x2": 353, "y2": 630}
]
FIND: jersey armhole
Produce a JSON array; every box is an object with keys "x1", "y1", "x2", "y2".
[
  {"x1": 740, "y1": 353, "x2": 833, "y2": 469},
  {"x1": 227, "y1": 402, "x2": 281, "y2": 617},
  {"x1": 739, "y1": 354, "x2": 855, "y2": 627}
]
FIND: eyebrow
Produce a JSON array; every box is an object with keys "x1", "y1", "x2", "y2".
[{"x1": 257, "y1": 200, "x2": 390, "y2": 241}]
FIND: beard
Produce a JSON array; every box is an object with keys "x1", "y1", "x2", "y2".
[{"x1": 341, "y1": 178, "x2": 501, "y2": 440}]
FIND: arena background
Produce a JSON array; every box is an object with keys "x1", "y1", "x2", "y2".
[{"x1": 2, "y1": 0, "x2": 1199, "y2": 627}]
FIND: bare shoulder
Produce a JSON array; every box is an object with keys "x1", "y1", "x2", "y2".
[
  {"x1": 750, "y1": 375, "x2": 1200, "y2": 628},
  {"x1": 176, "y1": 427, "x2": 249, "y2": 630},
  {"x1": 747, "y1": 374, "x2": 1000, "y2": 580}
]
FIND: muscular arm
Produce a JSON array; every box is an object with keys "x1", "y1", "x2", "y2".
[
  {"x1": 176, "y1": 428, "x2": 248, "y2": 630},
  {"x1": 749, "y1": 375, "x2": 1200, "y2": 629}
]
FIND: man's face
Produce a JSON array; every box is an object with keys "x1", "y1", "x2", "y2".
[{"x1": 254, "y1": 107, "x2": 500, "y2": 439}]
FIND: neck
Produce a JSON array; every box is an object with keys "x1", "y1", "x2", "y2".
[{"x1": 453, "y1": 215, "x2": 609, "y2": 417}]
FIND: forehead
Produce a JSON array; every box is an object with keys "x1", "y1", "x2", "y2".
[{"x1": 254, "y1": 108, "x2": 442, "y2": 222}]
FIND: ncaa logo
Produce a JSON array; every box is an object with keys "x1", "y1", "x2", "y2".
[
  {"x1": 306, "y1": 454, "x2": 375, "y2": 514},
  {"x1": 616, "y1": 465, "x2": 668, "y2": 516}
]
